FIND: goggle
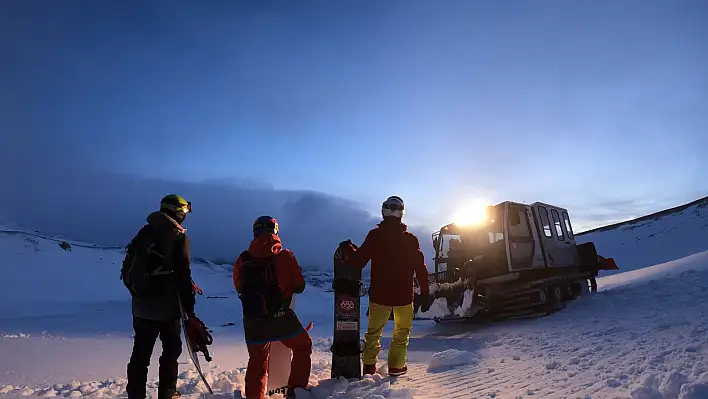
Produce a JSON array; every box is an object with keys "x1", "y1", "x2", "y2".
[
  {"x1": 254, "y1": 221, "x2": 278, "y2": 235},
  {"x1": 383, "y1": 203, "x2": 403, "y2": 211},
  {"x1": 179, "y1": 201, "x2": 192, "y2": 214},
  {"x1": 166, "y1": 201, "x2": 192, "y2": 214}
]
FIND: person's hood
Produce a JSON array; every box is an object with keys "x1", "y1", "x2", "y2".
[
  {"x1": 146, "y1": 211, "x2": 186, "y2": 233},
  {"x1": 248, "y1": 233, "x2": 282, "y2": 258}
]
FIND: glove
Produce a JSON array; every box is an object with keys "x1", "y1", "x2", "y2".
[
  {"x1": 419, "y1": 291, "x2": 432, "y2": 313},
  {"x1": 339, "y1": 240, "x2": 358, "y2": 261},
  {"x1": 185, "y1": 316, "x2": 214, "y2": 362}
]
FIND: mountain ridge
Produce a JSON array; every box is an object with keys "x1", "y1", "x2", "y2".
[{"x1": 576, "y1": 194, "x2": 708, "y2": 236}]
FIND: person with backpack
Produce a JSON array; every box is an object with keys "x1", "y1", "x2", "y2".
[
  {"x1": 232, "y1": 216, "x2": 312, "y2": 399},
  {"x1": 340, "y1": 195, "x2": 431, "y2": 377},
  {"x1": 121, "y1": 194, "x2": 205, "y2": 399}
]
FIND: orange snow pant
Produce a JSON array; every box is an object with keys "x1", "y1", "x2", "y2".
[{"x1": 245, "y1": 329, "x2": 312, "y2": 399}]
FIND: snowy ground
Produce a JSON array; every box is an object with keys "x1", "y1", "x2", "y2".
[{"x1": 2, "y1": 206, "x2": 708, "y2": 398}]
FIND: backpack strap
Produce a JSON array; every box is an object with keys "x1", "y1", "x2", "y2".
[
  {"x1": 142, "y1": 224, "x2": 174, "y2": 276},
  {"x1": 120, "y1": 223, "x2": 175, "y2": 295}
]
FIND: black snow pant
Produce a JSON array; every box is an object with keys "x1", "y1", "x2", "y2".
[{"x1": 126, "y1": 316, "x2": 183, "y2": 399}]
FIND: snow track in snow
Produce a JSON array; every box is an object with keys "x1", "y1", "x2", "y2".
[{"x1": 377, "y1": 253, "x2": 708, "y2": 398}]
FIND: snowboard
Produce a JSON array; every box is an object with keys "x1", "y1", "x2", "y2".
[
  {"x1": 178, "y1": 300, "x2": 213, "y2": 395},
  {"x1": 266, "y1": 296, "x2": 315, "y2": 397},
  {"x1": 330, "y1": 240, "x2": 363, "y2": 380}
]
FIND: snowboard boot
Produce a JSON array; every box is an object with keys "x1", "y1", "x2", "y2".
[
  {"x1": 363, "y1": 364, "x2": 376, "y2": 375},
  {"x1": 388, "y1": 366, "x2": 407, "y2": 377}
]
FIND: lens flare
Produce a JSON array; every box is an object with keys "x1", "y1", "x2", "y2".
[{"x1": 451, "y1": 200, "x2": 489, "y2": 226}]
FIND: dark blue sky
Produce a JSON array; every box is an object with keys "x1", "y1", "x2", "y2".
[{"x1": 1, "y1": 0, "x2": 706, "y2": 265}]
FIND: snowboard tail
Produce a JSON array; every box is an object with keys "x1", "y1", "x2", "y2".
[{"x1": 330, "y1": 240, "x2": 364, "y2": 380}]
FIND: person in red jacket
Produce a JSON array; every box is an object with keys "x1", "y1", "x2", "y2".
[
  {"x1": 342, "y1": 196, "x2": 431, "y2": 377},
  {"x1": 233, "y1": 216, "x2": 312, "y2": 399}
]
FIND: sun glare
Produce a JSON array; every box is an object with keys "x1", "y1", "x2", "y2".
[{"x1": 451, "y1": 200, "x2": 489, "y2": 226}]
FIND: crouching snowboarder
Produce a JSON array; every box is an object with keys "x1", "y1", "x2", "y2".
[
  {"x1": 341, "y1": 195, "x2": 431, "y2": 377},
  {"x1": 233, "y1": 216, "x2": 313, "y2": 399},
  {"x1": 121, "y1": 194, "x2": 208, "y2": 399}
]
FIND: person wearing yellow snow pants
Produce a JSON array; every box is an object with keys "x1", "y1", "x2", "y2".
[
  {"x1": 363, "y1": 301, "x2": 414, "y2": 373},
  {"x1": 340, "y1": 195, "x2": 432, "y2": 377}
]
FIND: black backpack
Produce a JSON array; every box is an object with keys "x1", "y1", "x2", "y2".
[
  {"x1": 237, "y1": 251, "x2": 286, "y2": 319},
  {"x1": 121, "y1": 224, "x2": 176, "y2": 296}
]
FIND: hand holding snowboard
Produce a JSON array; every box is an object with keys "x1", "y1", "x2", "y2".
[{"x1": 339, "y1": 239, "x2": 358, "y2": 260}]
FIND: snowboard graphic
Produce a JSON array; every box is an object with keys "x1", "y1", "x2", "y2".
[
  {"x1": 266, "y1": 296, "x2": 314, "y2": 397},
  {"x1": 330, "y1": 240, "x2": 363, "y2": 379}
]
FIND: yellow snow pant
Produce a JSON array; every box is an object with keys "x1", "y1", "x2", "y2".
[{"x1": 362, "y1": 301, "x2": 414, "y2": 369}]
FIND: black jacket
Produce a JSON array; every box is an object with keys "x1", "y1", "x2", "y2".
[{"x1": 131, "y1": 211, "x2": 196, "y2": 320}]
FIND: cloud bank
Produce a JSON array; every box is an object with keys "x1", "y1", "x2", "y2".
[{"x1": 1, "y1": 165, "x2": 435, "y2": 270}]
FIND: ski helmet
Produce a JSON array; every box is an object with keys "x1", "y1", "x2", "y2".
[
  {"x1": 160, "y1": 194, "x2": 192, "y2": 215},
  {"x1": 253, "y1": 215, "x2": 278, "y2": 237},
  {"x1": 382, "y1": 195, "x2": 405, "y2": 219}
]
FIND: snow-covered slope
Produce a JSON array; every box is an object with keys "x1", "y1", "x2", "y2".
[
  {"x1": 2, "y1": 250, "x2": 707, "y2": 398},
  {"x1": 2, "y1": 196, "x2": 708, "y2": 399},
  {"x1": 576, "y1": 196, "x2": 708, "y2": 275}
]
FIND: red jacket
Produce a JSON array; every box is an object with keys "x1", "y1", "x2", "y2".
[
  {"x1": 232, "y1": 233, "x2": 307, "y2": 344},
  {"x1": 348, "y1": 220, "x2": 430, "y2": 306},
  {"x1": 233, "y1": 233, "x2": 305, "y2": 298}
]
